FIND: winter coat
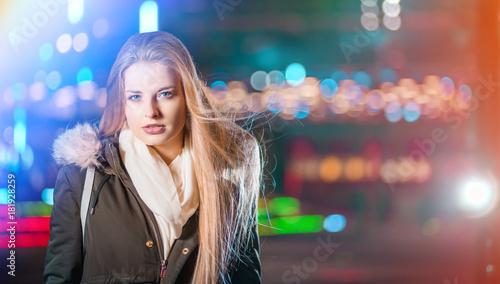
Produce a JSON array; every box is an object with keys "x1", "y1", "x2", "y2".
[{"x1": 42, "y1": 123, "x2": 262, "y2": 284}]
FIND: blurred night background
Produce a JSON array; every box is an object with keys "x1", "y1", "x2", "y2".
[{"x1": 1, "y1": 0, "x2": 500, "y2": 283}]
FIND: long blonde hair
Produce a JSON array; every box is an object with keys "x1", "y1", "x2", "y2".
[{"x1": 99, "y1": 31, "x2": 264, "y2": 283}]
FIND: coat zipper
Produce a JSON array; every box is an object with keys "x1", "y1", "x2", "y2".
[{"x1": 108, "y1": 143, "x2": 167, "y2": 280}]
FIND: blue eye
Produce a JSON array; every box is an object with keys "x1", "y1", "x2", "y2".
[
  {"x1": 128, "y1": 94, "x2": 141, "y2": 100},
  {"x1": 159, "y1": 91, "x2": 173, "y2": 98}
]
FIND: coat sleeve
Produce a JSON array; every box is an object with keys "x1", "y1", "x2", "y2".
[
  {"x1": 228, "y1": 224, "x2": 262, "y2": 283},
  {"x1": 43, "y1": 165, "x2": 85, "y2": 284}
]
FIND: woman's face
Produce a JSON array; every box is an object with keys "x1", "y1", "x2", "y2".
[{"x1": 123, "y1": 62, "x2": 186, "y2": 150}]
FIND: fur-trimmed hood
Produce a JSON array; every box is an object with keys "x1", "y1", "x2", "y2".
[{"x1": 52, "y1": 123, "x2": 106, "y2": 169}]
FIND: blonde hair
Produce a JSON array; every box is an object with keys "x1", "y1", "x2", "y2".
[{"x1": 99, "y1": 31, "x2": 264, "y2": 283}]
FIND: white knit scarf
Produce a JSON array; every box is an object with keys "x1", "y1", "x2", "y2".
[{"x1": 118, "y1": 129, "x2": 200, "y2": 258}]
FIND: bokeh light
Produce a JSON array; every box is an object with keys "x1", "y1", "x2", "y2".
[
  {"x1": 291, "y1": 99, "x2": 310, "y2": 119},
  {"x1": 323, "y1": 214, "x2": 347, "y2": 232},
  {"x1": 73, "y1": 32, "x2": 89, "y2": 52},
  {"x1": 269, "y1": 197, "x2": 300, "y2": 216},
  {"x1": 46, "y1": 71, "x2": 62, "y2": 90},
  {"x1": 457, "y1": 85, "x2": 472, "y2": 103},
  {"x1": 3, "y1": 127, "x2": 14, "y2": 144},
  {"x1": 320, "y1": 79, "x2": 339, "y2": 98},
  {"x1": 344, "y1": 157, "x2": 365, "y2": 181},
  {"x1": 440, "y1": 77, "x2": 455, "y2": 96},
  {"x1": 380, "y1": 68, "x2": 398, "y2": 83},
  {"x1": 285, "y1": 63, "x2": 306, "y2": 87},
  {"x1": 209, "y1": 81, "x2": 228, "y2": 100},
  {"x1": 39, "y1": 43, "x2": 54, "y2": 61},
  {"x1": 268, "y1": 70, "x2": 285, "y2": 89},
  {"x1": 382, "y1": 1, "x2": 401, "y2": 17},
  {"x1": 68, "y1": 0, "x2": 84, "y2": 24},
  {"x1": 56, "y1": 34, "x2": 72, "y2": 53},
  {"x1": 42, "y1": 188, "x2": 54, "y2": 206},
  {"x1": 54, "y1": 86, "x2": 77, "y2": 108},
  {"x1": 14, "y1": 121, "x2": 27, "y2": 154},
  {"x1": 366, "y1": 91, "x2": 384, "y2": 113},
  {"x1": 250, "y1": 71, "x2": 270, "y2": 91},
  {"x1": 403, "y1": 102, "x2": 421, "y2": 122},
  {"x1": 352, "y1": 71, "x2": 373, "y2": 88},
  {"x1": 361, "y1": 12, "x2": 379, "y2": 31},
  {"x1": 383, "y1": 15, "x2": 402, "y2": 31},
  {"x1": 12, "y1": 83, "x2": 25, "y2": 101},
  {"x1": 21, "y1": 145, "x2": 34, "y2": 170},
  {"x1": 140, "y1": 1, "x2": 159, "y2": 33},
  {"x1": 384, "y1": 101, "x2": 402, "y2": 122},
  {"x1": 77, "y1": 67, "x2": 93, "y2": 85},
  {"x1": 345, "y1": 86, "x2": 363, "y2": 105},
  {"x1": 319, "y1": 156, "x2": 343, "y2": 183},
  {"x1": 267, "y1": 94, "x2": 286, "y2": 113}
]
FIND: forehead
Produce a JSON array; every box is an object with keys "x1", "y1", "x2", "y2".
[{"x1": 123, "y1": 62, "x2": 179, "y2": 88}]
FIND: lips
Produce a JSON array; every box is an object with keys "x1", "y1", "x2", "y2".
[{"x1": 142, "y1": 124, "x2": 165, "y2": 135}]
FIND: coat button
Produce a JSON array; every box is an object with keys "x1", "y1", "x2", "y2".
[
  {"x1": 146, "y1": 240, "x2": 154, "y2": 247},
  {"x1": 182, "y1": 248, "x2": 189, "y2": 255}
]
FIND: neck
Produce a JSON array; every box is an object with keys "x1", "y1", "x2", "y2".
[{"x1": 152, "y1": 129, "x2": 185, "y2": 165}]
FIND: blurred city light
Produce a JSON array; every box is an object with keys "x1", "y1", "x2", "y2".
[
  {"x1": 269, "y1": 197, "x2": 300, "y2": 216},
  {"x1": 285, "y1": 63, "x2": 306, "y2": 87},
  {"x1": 42, "y1": 188, "x2": 54, "y2": 206},
  {"x1": 39, "y1": 43, "x2": 54, "y2": 61},
  {"x1": 320, "y1": 79, "x2": 338, "y2": 98},
  {"x1": 323, "y1": 214, "x2": 347, "y2": 232},
  {"x1": 458, "y1": 175, "x2": 498, "y2": 218},
  {"x1": 56, "y1": 34, "x2": 72, "y2": 53},
  {"x1": 140, "y1": 1, "x2": 158, "y2": 33},
  {"x1": 68, "y1": 0, "x2": 85, "y2": 24},
  {"x1": 73, "y1": 32, "x2": 89, "y2": 52}
]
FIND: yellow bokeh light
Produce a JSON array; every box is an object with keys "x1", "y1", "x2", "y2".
[
  {"x1": 344, "y1": 156, "x2": 365, "y2": 181},
  {"x1": 319, "y1": 156, "x2": 343, "y2": 183}
]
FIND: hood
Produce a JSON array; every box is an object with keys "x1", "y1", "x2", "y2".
[{"x1": 52, "y1": 123, "x2": 105, "y2": 169}]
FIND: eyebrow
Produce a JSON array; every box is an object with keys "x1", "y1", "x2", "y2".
[{"x1": 125, "y1": 86, "x2": 176, "y2": 94}]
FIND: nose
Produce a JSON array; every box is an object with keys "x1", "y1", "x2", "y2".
[{"x1": 144, "y1": 100, "x2": 159, "y2": 118}]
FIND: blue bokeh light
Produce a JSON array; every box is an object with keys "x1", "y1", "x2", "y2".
[
  {"x1": 40, "y1": 43, "x2": 54, "y2": 61},
  {"x1": 380, "y1": 68, "x2": 398, "y2": 83},
  {"x1": 209, "y1": 81, "x2": 228, "y2": 100},
  {"x1": 403, "y1": 102, "x2": 421, "y2": 122},
  {"x1": 320, "y1": 79, "x2": 338, "y2": 98},
  {"x1": 323, "y1": 214, "x2": 346, "y2": 232},
  {"x1": 352, "y1": 71, "x2": 373, "y2": 88},
  {"x1": 12, "y1": 83, "x2": 24, "y2": 101},
  {"x1": 267, "y1": 94, "x2": 286, "y2": 113},
  {"x1": 140, "y1": 1, "x2": 158, "y2": 33},
  {"x1": 285, "y1": 63, "x2": 306, "y2": 87},
  {"x1": 14, "y1": 121, "x2": 27, "y2": 154},
  {"x1": 385, "y1": 101, "x2": 403, "y2": 122},
  {"x1": 21, "y1": 145, "x2": 34, "y2": 170},
  {"x1": 331, "y1": 70, "x2": 348, "y2": 82},
  {"x1": 77, "y1": 67, "x2": 93, "y2": 85},
  {"x1": 46, "y1": 71, "x2": 62, "y2": 90},
  {"x1": 291, "y1": 100, "x2": 310, "y2": 119},
  {"x1": 0, "y1": 189, "x2": 7, "y2": 204},
  {"x1": 42, "y1": 188, "x2": 54, "y2": 205}
]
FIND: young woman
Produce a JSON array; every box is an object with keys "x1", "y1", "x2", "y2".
[{"x1": 43, "y1": 31, "x2": 263, "y2": 283}]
